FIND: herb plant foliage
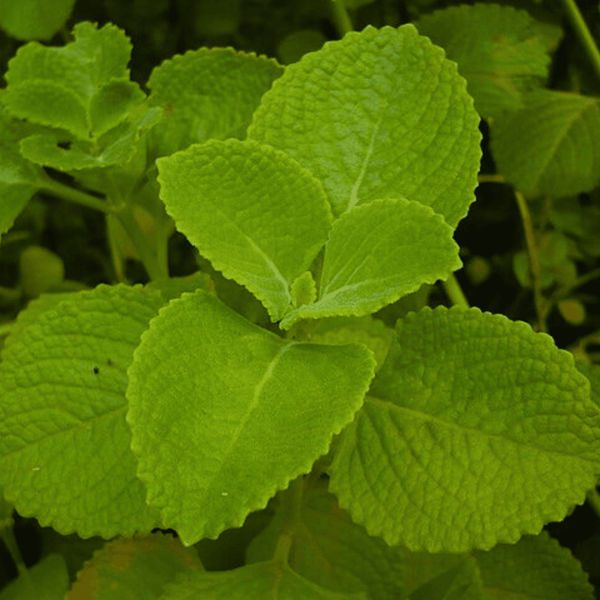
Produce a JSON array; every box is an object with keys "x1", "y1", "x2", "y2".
[{"x1": 0, "y1": 3, "x2": 599, "y2": 599}]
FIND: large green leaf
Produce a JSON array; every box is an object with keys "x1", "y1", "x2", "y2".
[
  {"x1": 247, "y1": 487, "x2": 405, "y2": 600},
  {"x1": 147, "y1": 48, "x2": 283, "y2": 158},
  {"x1": 330, "y1": 306, "x2": 600, "y2": 552},
  {"x1": 0, "y1": 554, "x2": 69, "y2": 600},
  {"x1": 0, "y1": 0, "x2": 76, "y2": 41},
  {"x1": 281, "y1": 198, "x2": 461, "y2": 329},
  {"x1": 0, "y1": 284, "x2": 163, "y2": 538},
  {"x1": 157, "y1": 139, "x2": 333, "y2": 321},
  {"x1": 248, "y1": 25, "x2": 481, "y2": 225},
  {"x1": 160, "y1": 561, "x2": 368, "y2": 600},
  {"x1": 127, "y1": 291, "x2": 375, "y2": 546},
  {"x1": 416, "y1": 4, "x2": 558, "y2": 119},
  {"x1": 491, "y1": 90, "x2": 600, "y2": 198}
]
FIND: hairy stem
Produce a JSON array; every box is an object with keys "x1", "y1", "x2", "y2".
[
  {"x1": 330, "y1": 0, "x2": 353, "y2": 37},
  {"x1": 515, "y1": 190, "x2": 547, "y2": 332},
  {"x1": 39, "y1": 178, "x2": 112, "y2": 214},
  {"x1": 560, "y1": 0, "x2": 600, "y2": 82},
  {"x1": 273, "y1": 476, "x2": 305, "y2": 565}
]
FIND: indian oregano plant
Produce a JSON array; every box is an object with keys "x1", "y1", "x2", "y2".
[{"x1": 0, "y1": 1, "x2": 599, "y2": 599}]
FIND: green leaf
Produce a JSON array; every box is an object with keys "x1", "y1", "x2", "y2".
[
  {"x1": 0, "y1": 554, "x2": 69, "y2": 600},
  {"x1": 491, "y1": 90, "x2": 600, "y2": 198},
  {"x1": 160, "y1": 561, "x2": 368, "y2": 599},
  {"x1": 474, "y1": 532, "x2": 596, "y2": 600},
  {"x1": 127, "y1": 291, "x2": 375, "y2": 546},
  {"x1": 247, "y1": 487, "x2": 405, "y2": 600},
  {"x1": 416, "y1": 4, "x2": 558, "y2": 119},
  {"x1": 409, "y1": 558, "x2": 482, "y2": 600},
  {"x1": 3, "y1": 22, "x2": 145, "y2": 141},
  {"x1": 147, "y1": 48, "x2": 283, "y2": 158},
  {"x1": 0, "y1": 0, "x2": 76, "y2": 41},
  {"x1": 248, "y1": 25, "x2": 481, "y2": 225},
  {"x1": 281, "y1": 199, "x2": 461, "y2": 329},
  {"x1": 157, "y1": 139, "x2": 333, "y2": 321},
  {"x1": 0, "y1": 102, "x2": 47, "y2": 237},
  {"x1": 290, "y1": 271, "x2": 317, "y2": 309},
  {"x1": 329, "y1": 306, "x2": 600, "y2": 552},
  {"x1": 67, "y1": 535, "x2": 203, "y2": 600},
  {"x1": 0, "y1": 284, "x2": 164, "y2": 538}
]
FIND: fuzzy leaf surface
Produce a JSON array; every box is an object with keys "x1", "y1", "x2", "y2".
[
  {"x1": 247, "y1": 487, "x2": 405, "y2": 600},
  {"x1": 249, "y1": 25, "x2": 481, "y2": 225},
  {"x1": 330, "y1": 306, "x2": 600, "y2": 552},
  {"x1": 147, "y1": 48, "x2": 283, "y2": 158},
  {"x1": 157, "y1": 139, "x2": 333, "y2": 321},
  {"x1": 492, "y1": 90, "x2": 600, "y2": 197},
  {"x1": 281, "y1": 199, "x2": 461, "y2": 329},
  {"x1": 0, "y1": 0, "x2": 76, "y2": 40},
  {"x1": 160, "y1": 561, "x2": 367, "y2": 600},
  {"x1": 127, "y1": 291, "x2": 375, "y2": 546},
  {"x1": 0, "y1": 284, "x2": 163, "y2": 538},
  {"x1": 3, "y1": 22, "x2": 139, "y2": 140},
  {"x1": 416, "y1": 4, "x2": 556, "y2": 118},
  {"x1": 67, "y1": 535, "x2": 202, "y2": 600}
]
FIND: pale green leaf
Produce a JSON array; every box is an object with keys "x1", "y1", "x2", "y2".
[
  {"x1": 0, "y1": 0, "x2": 76, "y2": 41},
  {"x1": 160, "y1": 561, "x2": 368, "y2": 599},
  {"x1": 249, "y1": 25, "x2": 481, "y2": 225},
  {"x1": 474, "y1": 532, "x2": 595, "y2": 600},
  {"x1": 147, "y1": 48, "x2": 283, "y2": 158},
  {"x1": 0, "y1": 554, "x2": 69, "y2": 600},
  {"x1": 67, "y1": 535, "x2": 203, "y2": 600},
  {"x1": 157, "y1": 139, "x2": 333, "y2": 321},
  {"x1": 491, "y1": 90, "x2": 600, "y2": 198},
  {"x1": 0, "y1": 284, "x2": 164, "y2": 538},
  {"x1": 290, "y1": 271, "x2": 317, "y2": 309},
  {"x1": 281, "y1": 199, "x2": 461, "y2": 329},
  {"x1": 330, "y1": 306, "x2": 600, "y2": 552},
  {"x1": 3, "y1": 22, "x2": 145, "y2": 141},
  {"x1": 416, "y1": 4, "x2": 557, "y2": 119},
  {"x1": 247, "y1": 487, "x2": 405, "y2": 600},
  {"x1": 127, "y1": 291, "x2": 375, "y2": 546}
]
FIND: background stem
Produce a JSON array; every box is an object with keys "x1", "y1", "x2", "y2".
[
  {"x1": 560, "y1": 0, "x2": 600, "y2": 82},
  {"x1": 330, "y1": 0, "x2": 353, "y2": 37}
]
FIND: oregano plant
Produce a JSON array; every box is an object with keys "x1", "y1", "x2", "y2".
[{"x1": 0, "y1": 1, "x2": 599, "y2": 599}]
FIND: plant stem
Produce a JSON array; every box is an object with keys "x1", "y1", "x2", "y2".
[
  {"x1": 587, "y1": 487, "x2": 600, "y2": 521},
  {"x1": 273, "y1": 476, "x2": 305, "y2": 564},
  {"x1": 330, "y1": 0, "x2": 353, "y2": 37},
  {"x1": 560, "y1": 0, "x2": 600, "y2": 82},
  {"x1": 113, "y1": 207, "x2": 168, "y2": 281},
  {"x1": 443, "y1": 274, "x2": 470, "y2": 308},
  {"x1": 1, "y1": 527, "x2": 27, "y2": 576},
  {"x1": 514, "y1": 190, "x2": 547, "y2": 332},
  {"x1": 38, "y1": 179, "x2": 112, "y2": 214}
]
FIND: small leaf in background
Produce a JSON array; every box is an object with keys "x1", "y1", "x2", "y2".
[
  {"x1": 67, "y1": 534, "x2": 202, "y2": 600},
  {"x1": 0, "y1": 101, "x2": 48, "y2": 237},
  {"x1": 277, "y1": 29, "x2": 327, "y2": 64},
  {"x1": 290, "y1": 270, "x2": 317, "y2": 309},
  {"x1": 473, "y1": 532, "x2": 596, "y2": 600},
  {"x1": 330, "y1": 306, "x2": 600, "y2": 552},
  {"x1": 160, "y1": 561, "x2": 368, "y2": 599},
  {"x1": 416, "y1": 4, "x2": 559, "y2": 119},
  {"x1": 408, "y1": 558, "x2": 482, "y2": 600},
  {"x1": 127, "y1": 291, "x2": 375, "y2": 546},
  {"x1": 147, "y1": 48, "x2": 283, "y2": 158},
  {"x1": 246, "y1": 487, "x2": 405, "y2": 600},
  {"x1": 281, "y1": 199, "x2": 461, "y2": 329},
  {"x1": 0, "y1": 285, "x2": 164, "y2": 538},
  {"x1": 19, "y1": 245, "x2": 65, "y2": 297},
  {"x1": 249, "y1": 24, "x2": 481, "y2": 226},
  {"x1": 0, "y1": 554, "x2": 69, "y2": 600},
  {"x1": 157, "y1": 139, "x2": 332, "y2": 321},
  {"x1": 492, "y1": 90, "x2": 600, "y2": 198},
  {"x1": 0, "y1": 0, "x2": 76, "y2": 41}
]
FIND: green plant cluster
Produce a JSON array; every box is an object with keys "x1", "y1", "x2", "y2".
[{"x1": 0, "y1": 1, "x2": 599, "y2": 599}]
